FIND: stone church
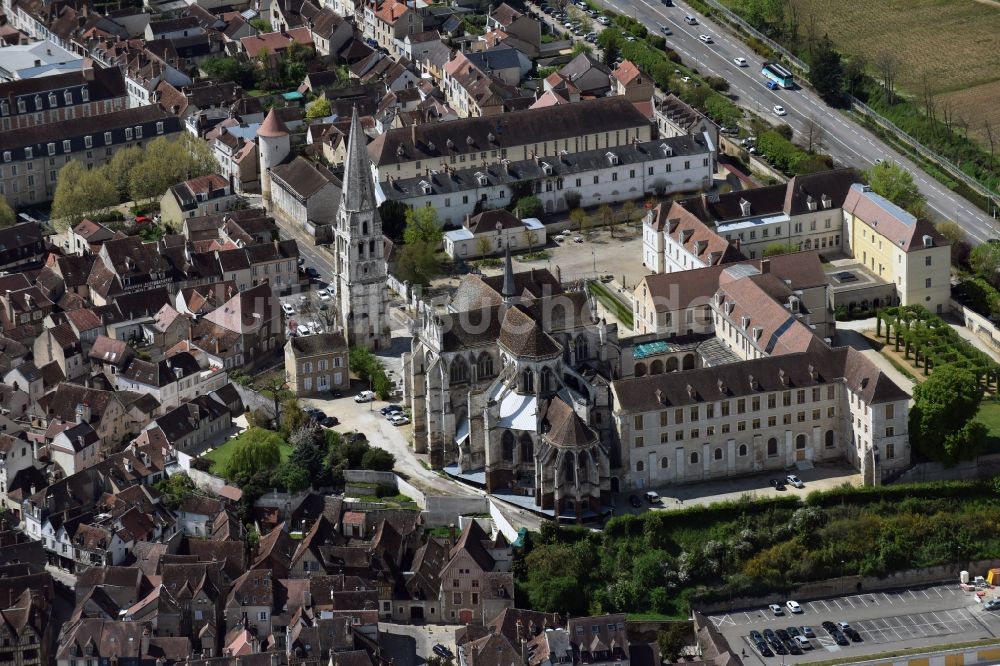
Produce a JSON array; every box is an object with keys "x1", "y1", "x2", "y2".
[{"x1": 403, "y1": 253, "x2": 617, "y2": 520}]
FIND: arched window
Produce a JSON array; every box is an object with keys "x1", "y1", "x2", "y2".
[
  {"x1": 738, "y1": 444, "x2": 747, "y2": 456},
  {"x1": 666, "y1": 357, "x2": 678, "y2": 372},
  {"x1": 362, "y1": 221, "x2": 368, "y2": 235},
  {"x1": 683, "y1": 354, "x2": 695, "y2": 370},
  {"x1": 660, "y1": 456, "x2": 669, "y2": 469},
  {"x1": 767, "y1": 437, "x2": 778, "y2": 456},
  {"x1": 450, "y1": 357, "x2": 469, "y2": 383},
  {"x1": 522, "y1": 368, "x2": 534, "y2": 392},
  {"x1": 690, "y1": 452, "x2": 699, "y2": 465},
  {"x1": 577, "y1": 452, "x2": 589, "y2": 484},
  {"x1": 564, "y1": 454, "x2": 576, "y2": 482},
  {"x1": 650, "y1": 359, "x2": 664, "y2": 374},
  {"x1": 501, "y1": 431, "x2": 515, "y2": 462},
  {"x1": 635, "y1": 363, "x2": 647, "y2": 377},
  {"x1": 520, "y1": 433, "x2": 533, "y2": 462},
  {"x1": 796, "y1": 434, "x2": 807, "y2": 450},
  {"x1": 825, "y1": 430, "x2": 835, "y2": 448},
  {"x1": 576, "y1": 335, "x2": 589, "y2": 360},
  {"x1": 714, "y1": 448, "x2": 722, "y2": 460},
  {"x1": 477, "y1": 352, "x2": 494, "y2": 378},
  {"x1": 636, "y1": 460, "x2": 644, "y2": 472},
  {"x1": 541, "y1": 366, "x2": 555, "y2": 392}
]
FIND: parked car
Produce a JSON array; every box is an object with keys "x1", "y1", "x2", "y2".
[
  {"x1": 785, "y1": 639, "x2": 802, "y2": 656},
  {"x1": 304, "y1": 266, "x2": 320, "y2": 279},
  {"x1": 389, "y1": 413, "x2": 410, "y2": 426},
  {"x1": 844, "y1": 627, "x2": 863, "y2": 642},
  {"x1": 433, "y1": 645, "x2": 454, "y2": 659},
  {"x1": 318, "y1": 288, "x2": 331, "y2": 301},
  {"x1": 281, "y1": 303, "x2": 295, "y2": 316},
  {"x1": 698, "y1": 34, "x2": 712, "y2": 43},
  {"x1": 749, "y1": 631, "x2": 764, "y2": 644},
  {"x1": 296, "y1": 325, "x2": 310, "y2": 336},
  {"x1": 320, "y1": 416, "x2": 339, "y2": 428},
  {"x1": 800, "y1": 626, "x2": 816, "y2": 638},
  {"x1": 309, "y1": 409, "x2": 328, "y2": 421},
  {"x1": 837, "y1": 621, "x2": 852, "y2": 631},
  {"x1": 754, "y1": 641, "x2": 772, "y2": 658},
  {"x1": 662, "y1": 0, "x2": 673, "y2": 5},
  {"x1": 821, "y1": 621, "x2": 837, "y2": 634},
  {"x1": 380, "y1": 404, "x2": 403, "y2": 416},
  {"x1": 768, "y1": 604, "x2": 784, "y2": 616},
  {"x1": 597, "y1": 15, "x2": 610, "y2": 24},
  {"x1": 770, "y1": 640, "x2": 787, "y2": 656},
  {"x1": 773, "y1": 104, "x2": 787, "y2": 116},
  {"x1": 733, "y1": 56, "x2": 748, "y2": 67},
  {"x1": 986, "y1": 599, "x2": 1000, "y2": 611},
  {"x1": 786, "y1": 600, "x2": 802, "y2": 614},
  {"x1": 786, "y1": 474, "x2": 804, "y2": 488},
  {"x1": 794, "y1": 635, "x2": 811, "y2": 649},
  {"x1": 628, "y1": 494, "x2": 642, "y2": 508},
  {"x1": 775, "y1": 630, "x2": 790, "y2": 642},
  {"x1": 354, "y1": 390, "x2": 374, "y2": 403},
  {"x1": 644, "y1": 491, "x2": 660, "y2": 504},
  {"x1": 769, "y1": 478, "x2": 786, "y2": 491},
  {"x1": 831, "y1": 631, "x2": 850, "y2": 647}
]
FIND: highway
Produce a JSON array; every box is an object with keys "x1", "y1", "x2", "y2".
[{"x1": 582, "y1": 0, "x2": 998, "y2": 242}]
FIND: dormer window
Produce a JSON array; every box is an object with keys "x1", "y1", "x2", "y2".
[
  {"x1": 806, "y1": 195, "x2": 817, "y2": 211},
  {"x1": 0, "y1": 101, "x2": 7, "y2": 115},
  {"x1": 47, "y1": 143, "x2": 55, "y2": 156},
  {"x1": 65, "y1": 90, "x2": 73, "y2": 105},
  {"x1": 24, "y1": 147, "x2": 31, "y2": 160},
  {"x1": 81, "y1": 86, "x2": 89, "y2": 102},
  {"x1": 17, "y1": 100, "x2": 25, "y2": 113},
  {"x1": 821, "y1": 194, "x2": 832, "y2": 209},
  {"x1": 741, "y1": 315, "x2": 751, "y2": 329},
  {"x1": 125, "y1": 128, "x2": 134, "y2": 141},
  {"x1": 739, "y1": 198, "x2": 751, "y2": 216},
  {"x1": 63, "y1": 140, "x2": 71, "y2": 152},
  {"x1": 156, "y1": 121, "x2": 164, "y2": 135},
  {"x1": 605, "y1": 151, "x2": 619, "y2": 166},
  {"x1": 420, "y1": 180, "x2": 432, "y2": 194},
  {"x1": 135, "y1": 126, "x2": 143, "y2": 139},
  {"x1": 48, "y1": 92, "x2": 57, "y2": 107},
  {"x1": 84, "y1": 135, "x2": 92, "y2": 149},
  {"x1": 475, "y1": 171, "x2": 488, "y2": 186},
  {"x1": 2, "y1": 152, "x2": 9, "y2": 163},
  {"x1": 104, "y1": 132, "x2": 112, "y2": 145},
  {"x1": 33, "y1": 96, "x2": 41, "y2": 110},
  {"x1": 540, "y1": 162, "x2": 552, "y2": 176},
  {"x1": 660, "y1": 142, "x2": 672, "y2": 156}
]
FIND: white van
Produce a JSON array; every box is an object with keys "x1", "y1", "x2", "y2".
[{"x1": 644, "y1": 491, "x2": 660, "y2": 504}]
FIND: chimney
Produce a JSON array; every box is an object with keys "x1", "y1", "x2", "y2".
[
  {"x1": 760, "y1": 259, "x2": 770, "y2": 275},
  {"x1": 448, "y1": 523, "x2": 456, "y2": 547}
]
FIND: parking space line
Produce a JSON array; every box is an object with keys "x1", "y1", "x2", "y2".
[
  {"x1": 882, "y1": 593, "x2": 894, "y2": 605},
  {"x1": 935, "y1": 587, "x2": 944, "y2": 597},
  {"x1": 843, "y1": 596, "x2": 856, "y2": 608},
  {"x1": 923, "y1": 589, "x2": 932, "y2": 599},
  {"x1": 909, "y1": 590, "x2": 919, "y2": 600},
  {"x1": 743, "y1": 612, "x2": 754, "y2": 624}
]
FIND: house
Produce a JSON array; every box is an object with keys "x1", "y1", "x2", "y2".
[
  {"x1": 0, "y1": 222, "x2": 46, "y2": 271},
  {"x1": 442, "y1": 50, "x2": 523, "y2": 118},
  {"x1": 88, "y1": 336, "x2": 135, "y2": 381},
  {"x1": 175, "y1": 495, "x2": 226, "y2": 537},
  {"x1": 68, "y1": 220, "x2": 120, "y2": 256},
  {"x1": 0, "y1": 433, "x2": 37, "y2": 513},
  {"x1": 444, "y1": 210, "x2": 546, "y2": 260},
  {"x1": 655, "y1": 93, "x2": 719, "y2": 148},
  {"x1": 33, "y1": 384, "x2": 131, "y2": 454},
  {"x1": 33, "y1": 323, "x2": 85, "y2": 380},
  {"x1": 0, "y1": 105, "x2": 182, "y2": 207},
  {"x1": 612, "y1": 60, "x2": 654, "y2": 102},
  {"x1": 285, "y1": 331, "x2": 349, "y2": 396},
  {"x1": 48, "y1": 421, "x2": 100, "y2": 475},
  {"x1": 438, "y1": 521, "x2": 513, "y2": 624},
  {"x1": 364, "y1": 0, "x2": 424, "y2": 57},
  {"x1": 554, "y1": 52, "x2": 612, "y2": 97},
  {"x1": 141, "y1": 394, "x2": 232, "y2": 454},
  {"x1": 486, "y1": 4, "x2": 540, "y2": 56},
  {"x1": 160, "y1": 173, "x2": 239, "y2": 225},
  {"x1": 114, "y1": 352, "x2": 210, "y2": 411},
  {"x1": 240, "y1": 28, "x2": 314, "y2": 63}
]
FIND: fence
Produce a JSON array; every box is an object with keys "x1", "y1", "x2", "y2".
[
  {"x1": 701, "y1": 0, "x2": 809, "y2": 73},
  {"x1": 851, "y1": 98, "x2": 1000, "y2": 210}
]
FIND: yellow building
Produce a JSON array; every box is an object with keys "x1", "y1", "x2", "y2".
[{"x1": 842, "y1": 183, "x2": 951, "y2": 314}]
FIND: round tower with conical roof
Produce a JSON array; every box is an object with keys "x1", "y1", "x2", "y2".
[{"x1": 257, "y1": 108, "x2": 290, "y2": 202}]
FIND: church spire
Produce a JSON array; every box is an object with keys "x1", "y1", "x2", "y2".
[
  {"x1": 341, "y1": 107, "x2": 377, "y2": 213},
  {"x1": 501, "y1": 245, "x2": 515, "y2": 301}
]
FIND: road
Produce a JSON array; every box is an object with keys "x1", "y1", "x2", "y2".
[{"x1": 588, "y1": 0, "x2": 998, "y2": 242}]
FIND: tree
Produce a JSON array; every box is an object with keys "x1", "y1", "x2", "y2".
[
  {"x1": 129, "y1": 135, "x2": 218, "y2": 204},
  {"x1": 938, "y1": 220, "x2": 971, "y2": 267},
  {"x1": 657, "y1": 624, "x2": 692, "y2": 662},
  {"x1": 306, "y1": 97, "x2": 331, "y2": 120},
  {"x1": 0, "y1": 196, "x2": 14, "y2": 228},
  {"x1": 223, "y1": 428, "x2": 284, "y2": 481},
  {"x1": 52, "y1": 161, "x2": 120, "y2": 229},
  {"x1": 598, "y1": 204, "x2": 615, "y2": 237},
  {"x1": 910, "y1": 365, "x2": 987, "y2": 465},
  {"x1": 476, "y1": 236, "x2": 492, "y2": 258},
  {"x1": 970, "y1": 243, "x2": 1000, "y2": 287},
  {"x1": 250, "y1": 17, "x2": 272, "y2": 32},
  {"x1": 803, "y1": 115, "x2": 825, "y2": 153},
  {"x1": 621, "y1": 200, "x2": 638, "y2": 229},
  {"x1": 154, "y1": 473, "x2": 195, "y2": 509},
  {"x1": 361, "y1": 447, "x2": 396, "y2": 471},
  {"x1": 403, "y1": 206, "x2": 443, "y2": 245},
  {"x1": 563, "y1": 190, "x2": 582, "y2": 211},
  {"x1": 864, "y1": 161, "x2": 926, "y2": 216},
  {"x1": 101, "y1": 146, "x2": 145, "y2": 201},
  {"x1": 763, "y1": 242, "x2": 799, "y2": 257},
  {"x1": 378, "y1": 200, "x2": 409, "y2": 240},
  {"x1": 281, "y1": 398, "x2": 307, "y2": 437},
  {"x1": 276, "y1": 462, "x2": 310, "y2": 493},
  {"x1": 570, "y1": 208, "x2": 589, "y2": 235},
  {"x1": 874, "y1": 50, "x2": 899, "y2": 105},
  {"x1": 200, "y1": 56, "x2": 255, "y2": 88},
  {"x1": 516, "y1": 196, "x2": 543, "y2": 218},
  {"x1": 807, "y1": 35, "x2": 844, "y2": 104},
  {"x1": 289, "y1": 421, "x2": 331, "y2": 487}
]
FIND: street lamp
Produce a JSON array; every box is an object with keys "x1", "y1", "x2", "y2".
[{"x1": 592, "y1": 249, "x2": 597, "y2": 275}]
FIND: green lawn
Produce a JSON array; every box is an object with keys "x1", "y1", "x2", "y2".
[
  {"x1": 202, "y1": 432, "x2": 292, "y2": 473},
  {"x1": 976, "y1": 399, "x2": 1000, "y2": 452},
  {"x1": 587, "y1": 280, "x2": 634, "y2": 329}
]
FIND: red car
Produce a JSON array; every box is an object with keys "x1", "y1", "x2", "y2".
[{"x1": 134, "y1": 215, "x2": 151, "y2": 224}]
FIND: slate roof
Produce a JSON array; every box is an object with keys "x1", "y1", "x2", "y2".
[
  {"x1": 542, "y1": 397, "x2": 597, "y2": 449},
  {"x1": 498, "y1": 305, "x2": 561, "y2": 359},
  {"x1": 288, "y1": 331, "x2": 347, "y2": 356},
  {"x1": 269, "y1": 156, "x2": 341, "y2": 200}
]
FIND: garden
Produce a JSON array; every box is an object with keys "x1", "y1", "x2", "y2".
[{"x1": 514, "y1": 480, "x2": 1000, "y2": 619}]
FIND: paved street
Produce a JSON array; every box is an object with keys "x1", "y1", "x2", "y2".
[
  {"x1": 709, "y1": 584, "x2": 1000, "y2": 663},
  {"x1": 585, "y1": 0, "x2": 997, "y2": 242},
  {"x1": 380, "y1": 622, "x2": 459, "y2": 666}
]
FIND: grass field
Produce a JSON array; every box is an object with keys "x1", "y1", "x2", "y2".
[
  {"x1": 976, "y1": 399, "x2": 1000, "y2": 450},
  {"x1": 202, "y1": 432, "x2": 293, "y2": 473}
]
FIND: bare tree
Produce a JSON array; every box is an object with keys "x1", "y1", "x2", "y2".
[
  {"x1": 919, "y1": 70, "x2": 937, "y2": 121},
  {"x1": 985, "y1": 121, "x2": 996, "y2": 172},
  {"x1": 804, "y1": 115, "x2": 825, "y2": 153},
  {"x1": 874, "y1": 50, "x2": 899, "y2": 105}
]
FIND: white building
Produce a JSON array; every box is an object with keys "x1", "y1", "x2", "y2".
[
  {"x1": 380, "y1": 134, "x2": 715, "y2": 227},
  {"x1": 444, "y1": 210, "x2": 546, "y2": 259}
]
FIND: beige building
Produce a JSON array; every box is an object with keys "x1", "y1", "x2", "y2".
[
  {"x1": 284, "y1": 331, "x2": 349, "y2": 396},
  {"x1": 159, "y1": 173, "x2": 238, "y2": 225},
  {"x1": 842, "y1": 183, "x2": 950, "y2": 314}
]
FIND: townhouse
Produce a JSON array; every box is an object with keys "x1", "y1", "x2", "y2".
[
  {"x1": 0, "y1": 64, "x2": 127, "y2": 132},
  {"x1": 160, "y1": 173, "x2": 239, "y2": 225}
]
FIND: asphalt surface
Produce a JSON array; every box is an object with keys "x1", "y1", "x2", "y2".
[
  {"x1": 573, "y1": 0, "x2": 998, "y2": 242},
  {"x1": 708, "y1": 584, "x2": 1000, "y2": 663}
]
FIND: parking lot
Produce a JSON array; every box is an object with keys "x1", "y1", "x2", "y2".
[{"x1": 709, "y1": 584, "x2": 1000, "y2": 663}]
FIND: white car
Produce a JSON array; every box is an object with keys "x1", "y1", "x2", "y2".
[
  {"x1": 768, "y1": 604, "x2": 784, "y2": 616},
  {"x1": 354, "y1": 390, "x2": 374, "y2": 403},
  {"x1": 307, "y1": 321, "x2": 322, "y2": 335},
  {"x1": 624, "y1": 34, "x2": 637, "y2": 42},
  {"x1": 389, "y1": 413, "x2": 410, "y2": 426},
  {"x1": 794, "y1": 636, "x2": 811, "y2": 649},
  {"x1": 786, "y1": 474, "x2": 804, "y2": 488},
  {"x1": 318, "y1": 288, "x2": 331, "y2": 301},
  {"x1": 681, "y1": 76, "x2": 691, "y2": 83},
  {"x1": 281, "y1": 303, "x2": 295, "y2": 316},
  {"x1": 733, "y1": 56, "x2": 748, "y2": 67},
  {"x1": 296, "y1": 325, "x2": 310, "y2": 336},
  {"x1": 786, "y1": 600, "x2": 803, "y2": 614},
  {"x1": 698, "y1": 34, "x2": 712, "y2": 43},
  {"x1": 597, "y1": 15, "x2": 610, "y2": 24},
  {"x1": 659, "y1": 25, "x2": 672, "y2": 35},
  {"x1": 773, "y1": 105, "x2": 787, "y2": 116}
]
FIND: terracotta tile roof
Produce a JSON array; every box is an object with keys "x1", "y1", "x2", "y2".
[
  {"x1": 612, "y1": 59, "x2": 643, "y2": 87},
  {"x1": 542, "y1": 397, "x2": 597, "y2": 449}
]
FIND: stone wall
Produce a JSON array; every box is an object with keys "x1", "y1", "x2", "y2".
[{"x1": 422, "y1": 495, "x2": 490, "y2": 528}]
